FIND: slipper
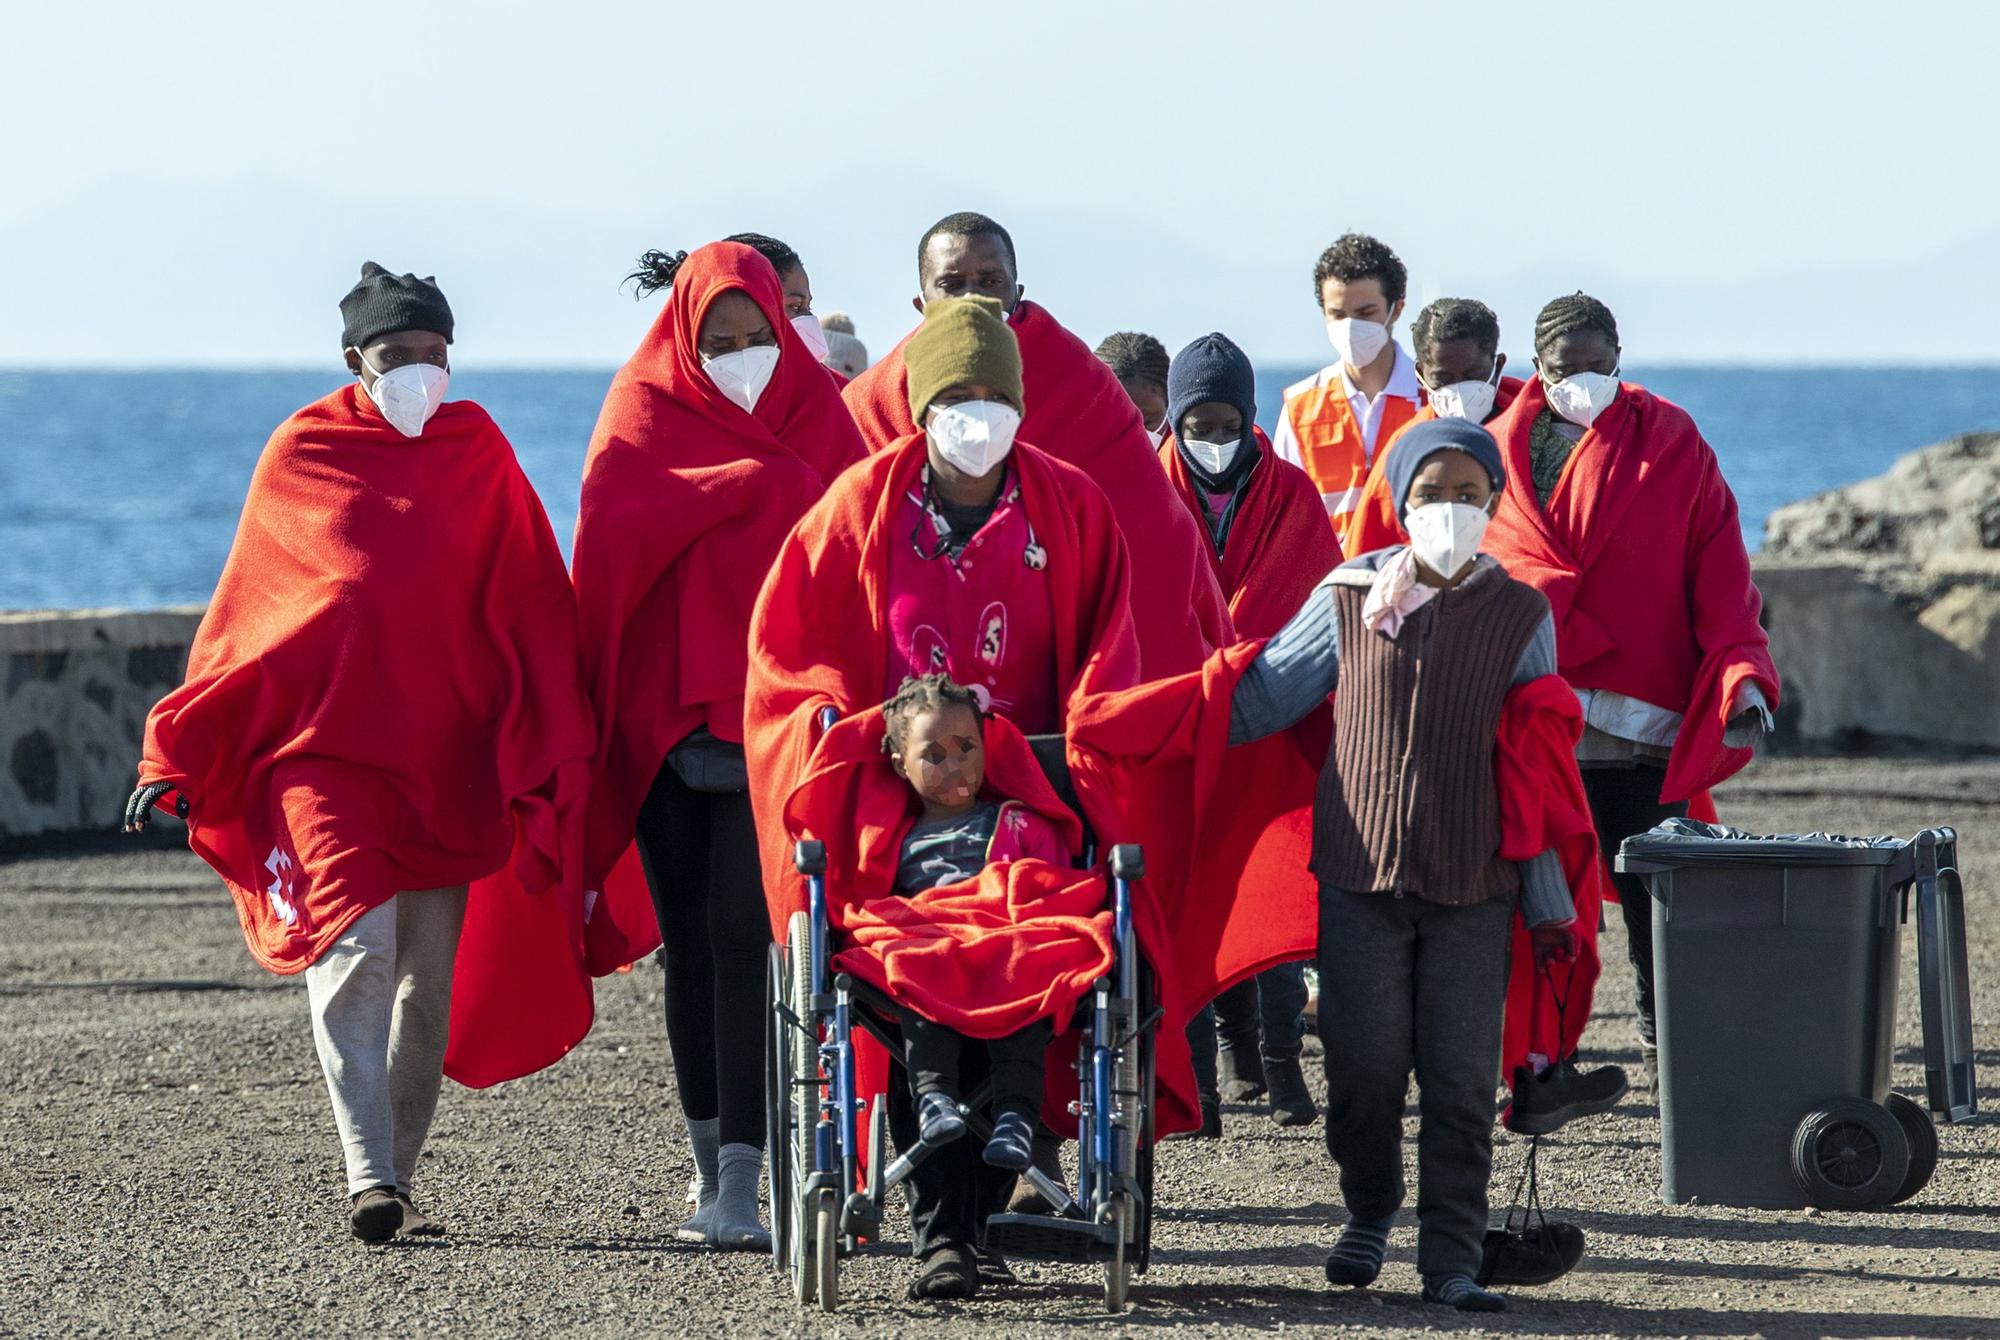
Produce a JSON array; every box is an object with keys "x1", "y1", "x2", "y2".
[{"x1": 395, "y1": 1193, "x2": 446, "y2": 1238}]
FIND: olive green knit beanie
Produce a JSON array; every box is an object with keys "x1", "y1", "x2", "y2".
[{"x1": 903, "y1": 295, "x2": 1025, "y2": 422}]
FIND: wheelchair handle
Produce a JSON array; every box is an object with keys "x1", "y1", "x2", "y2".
[
  {"x1": 795, "y1": 839, "x2": 827, "y2": 876},
  {"x1": 1111, "y1": 844, "x2": 1145, "y2": 881}
]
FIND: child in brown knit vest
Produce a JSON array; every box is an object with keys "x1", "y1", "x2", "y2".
[{"x1": 1227, "y1": 417, "x2": 1604, "y2": 1313}]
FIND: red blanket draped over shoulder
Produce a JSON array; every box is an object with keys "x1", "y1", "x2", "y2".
[
  {"x1": 1159, "y1": 427, "x2": 1342, "y2": 638},
  {"x1": 1482, "y1": 380, "x2": 1779, "y2": 803},
  {"x1": 842, "y1": 300, "x2": 1231, "y2": 676},
  {"x1": 782, "y1": 710, "x2": 1112, "y2": 1038},
  {"x1": 1343, "y1": 378, "x2": 1528, "y2": 557},
  {"x1": 1070, "y1": 639, "x2": 1605, "y2": 1080},
  {"x1": 139, "y1": 387, "x2": 597, "y2": 1086},
  {"x1": 570, "y1": 242, "x2": 866, "y2": 973}
]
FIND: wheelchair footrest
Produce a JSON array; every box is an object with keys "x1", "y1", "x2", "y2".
[{"x1": 984, "y1": 1211, "x2": 1118, "y2": 1263}]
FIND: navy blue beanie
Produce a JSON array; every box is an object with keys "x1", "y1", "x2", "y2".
[
  {"x1": 1384, "y1": 417, "x2": 1506, "y2": 516},
  {"x1": 1166, "y1": 332, "x2": 1256, "y2": 440}
]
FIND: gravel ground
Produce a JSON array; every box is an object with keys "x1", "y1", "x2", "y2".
[{"x1": 3, "y1": 756, "x2": 1997, "y2": 1339}]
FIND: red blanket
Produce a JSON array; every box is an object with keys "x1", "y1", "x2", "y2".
[
  {"x1": 782, "y1": 711, "x2": 1111, "y2": 1039},
  {"x1": 571, "y1": 241, "x2": 865, "y2": 973},
  {"x1": 842, "y1": 300, "x2": 1231, "y2": 676},
  {"x1": 1494, "y1": 676, "x2": 1608, "y2": 1080},
  {"x1": 1159, "y1": 427, "x2": 1343, "y2": 638},
  {"x1": 1070, "y1": 642, "x2": 1604, "y2": 1079},
  {"x1": 1342, "y1": 377, "x2": 1527, "y2": 557},
  {"x1": 139, "y1": 387, "x2": 596, "y2": 1086},
  {"x1": 1483, "y1": 380, "x2": 1779, "y2": 803}
]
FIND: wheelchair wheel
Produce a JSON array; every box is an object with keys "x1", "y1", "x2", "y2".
[
  {"x1": 814, "y1": 1187, "x2": 840, "y2": 1312},
  {"x1": 765, "y1": 943, "x2": 792, "y2": 1279},
  {"x1": 785, "y1": 912, "x2": 820, "y2": 1303},
  {"x1": 1101, "y1": 1197, "x2": 1129, "y2": 1314}
]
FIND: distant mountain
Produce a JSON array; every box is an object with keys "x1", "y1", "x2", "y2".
[{"x1": 3, "y1": 175, "x2": 1996, "y2": 368}]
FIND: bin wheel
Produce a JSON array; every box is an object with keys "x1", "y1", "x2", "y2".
[
  {"x1": 1790, "y1": 1098, "x2": 1911, "y2": 1210},
  {"x1": 1885, "y1": 1092, "x2": 1939, "y2": 1204}
]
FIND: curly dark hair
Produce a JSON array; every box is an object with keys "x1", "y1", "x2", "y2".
[
  {"x1": 882, "y1": 674, "x2": 984, "y2": 757},
  {"x1": 1312, "y1": 233, "x2": 1407, "y2": 307},
  {"x1": 1411, "y1": 298, "x2": 1501, "y2": 360},
  {"x1": 1533, "y1": 292, "x2": 1620, "y2": 357},
  {"x1": 1093, "y1": 331, "x2": 1170, "y2": 390},
  {"x1": 624, "y1": 248, "x2": 687, "y2": 298}
]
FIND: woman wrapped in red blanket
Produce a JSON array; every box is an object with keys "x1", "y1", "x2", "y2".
[
  {"x1": 839, "y1": 211, "x2": 1230, "y2": 678},
  {"x1": 784, "y1": 677, "x2": 1114, "y2": 1177},
  {"x1": 125, "y1": 264, "x2": 595, "y2": 1244},
  {"x1": 1482, "y1": 293, "x2": 1778, "y2": 1070},
  {"x1": 571, "y1": 240, "x2": 865, "y2": 1252}
]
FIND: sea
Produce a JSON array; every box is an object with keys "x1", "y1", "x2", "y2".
[{"x1": 5, "y1": 366, "x2": 1999, "y2": 612}]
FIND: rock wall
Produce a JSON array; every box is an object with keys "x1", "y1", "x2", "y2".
[
  {"x1": 1755, "y1": 433, "x2": 2000, "y2": 752},
  {"x1": 0, "y1": 609, "x2": 203, "y2": 837}
]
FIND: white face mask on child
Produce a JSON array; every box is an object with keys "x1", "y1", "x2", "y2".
[{"x1": 1404, "y1": 501, "x2": 1491, "y2": 581}]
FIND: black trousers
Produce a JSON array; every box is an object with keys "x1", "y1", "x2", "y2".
[
  {"x1": 904, "y1": 1013, "x2": 1050, "y2": 1118},
  {"x1": 1213, "y1": 960, "x2": 1310, "y2": 1062},
  {"x1": 1581, "y1": 763, "x2": 1686, "y2": 1047},
  {"x1": 1317, "y1": 887, "x2": 1513, "y2": 1280},
  {"x1": 633, "y1": 760, "x2": 769, "y2": 1148}
]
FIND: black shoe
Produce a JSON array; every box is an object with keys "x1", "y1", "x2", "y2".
[
  {"x1": 908, "y1": 1243, "x2": 980, "y2": 1301},
  {"x1": 1219, "y1": 1045, "x2": 1267, "y2": 1102},
  {"x1": 974, "y1": 1247, "x2": 1017, "y2": 1286},
  {"x1": 1505, "y1": 1061, "x2": 1628, "y2": 1136},
  {"x1": 1266, "y1": 1055, "x2": 1318, "y2": 1127},
  {"x1": 983, "y1": 1111, "x2": 1035, "y2": 1171},
  {"x1": 1480, "y1": 1221, "x2": 1585, "y2": 1287},
  {"x1": 1169, "y1": 1097, "x2": 1223, "y2": 1140}
]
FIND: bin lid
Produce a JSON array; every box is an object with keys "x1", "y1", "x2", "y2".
[{"x1": 1618, "y1": 819, "x2": 1909, "y2": 868}]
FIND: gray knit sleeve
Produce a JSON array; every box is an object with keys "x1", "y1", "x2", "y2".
[
  {"x1": 1228, "y1": 582, "x2": 1339, "y2": 745},
  {"x1": 1511, "y1": 610, "x2": 1572, "y2": 921},
  {"x1": 1518, "y1": 849, "x2": 1575, "y2": 926},
  {"x1": 1512, "y1": 612, "x2": 1558, "y2": 685}
]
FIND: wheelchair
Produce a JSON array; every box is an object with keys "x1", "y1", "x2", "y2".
[{"x1": 765, "y1": 727, "x2": 1159, "y2": 1313}]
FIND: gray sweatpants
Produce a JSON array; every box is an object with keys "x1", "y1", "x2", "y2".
[
  {"x1": 304, "y1": 887, "x2": 468, "y2": 1196},
  {"x1": 1316, "y1": 886, "x2": 1512, "y2": 1280}
]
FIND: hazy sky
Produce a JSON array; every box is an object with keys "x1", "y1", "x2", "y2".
[{"x1": 7, "y1": 1, "x2": 1997, "y2": 368}]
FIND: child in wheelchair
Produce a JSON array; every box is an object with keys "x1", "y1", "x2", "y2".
[{"x1": 882, "y1": 673, "x2": 1072, "y2": 1172}]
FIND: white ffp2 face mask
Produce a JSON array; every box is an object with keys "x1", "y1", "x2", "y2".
[
  {"x1": 926, "y1": 400, "x2": 1022, "y2": 477},
  {"x1": 1425, "y1": 364, "x2": 1502, "y2": 422},
  {"x1": 359, "y1": 356, "x2": 449, "y2": 438},
  {"x1": 1545, "y1": 369, "x2": 1620, "y2": 429},
  {"x1": 703, "y1": 345, "x2": 781, "y2": 412},
  {"x1": 1181, "y1": 436, "x2": 1242, "y2": 476},
  {"x1": 1404, "y1": 501, "x2": 1491, "y2": 581},
  {"x1": 1326, "y1": 316, "x2": 1391, "y2": 370},
  {"x1": 791, "y1": 314, "x2": 831, "y2": 364}
]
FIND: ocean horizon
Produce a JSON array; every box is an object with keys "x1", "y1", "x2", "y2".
[{"x1": 6, "y1": 364, "x2": 1999, "y2": 612}]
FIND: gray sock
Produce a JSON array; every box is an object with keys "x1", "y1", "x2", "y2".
[
  {"x1": 676, "y1": 1117, "x2": 720, "y2": 1243},
  {"x1": 707, "y1": 1142, "x2": 772, "y2": 1251}
]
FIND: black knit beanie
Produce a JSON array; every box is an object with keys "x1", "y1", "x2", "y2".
[
  {"x1": 339, "y1": 262, "x2": 454, "y2": 350},
  {"x1": 1167, "y1": 332, "x2": 1257, "y2": 440}
]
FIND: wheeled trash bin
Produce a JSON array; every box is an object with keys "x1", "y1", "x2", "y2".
[{"x1": 1615, "y1": 823, "x2": 1975, "y2": 1210}]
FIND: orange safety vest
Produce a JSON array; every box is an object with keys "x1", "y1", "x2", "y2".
[{"x1": 1279, "y1": 372, "x2": 1420, "y2": 550}]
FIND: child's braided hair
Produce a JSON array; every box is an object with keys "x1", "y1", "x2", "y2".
[{"x1": 882, "y1": 674, "x2": 983, "y2": 758}]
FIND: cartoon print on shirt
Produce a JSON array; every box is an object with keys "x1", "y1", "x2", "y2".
[{"x1": 978, "y1": 602, "x2": 1007, "y2": 667}]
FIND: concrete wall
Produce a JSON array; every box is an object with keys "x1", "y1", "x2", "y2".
[{"x1": 1, "y1": 608, "x2": 203, "y2": 837}]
